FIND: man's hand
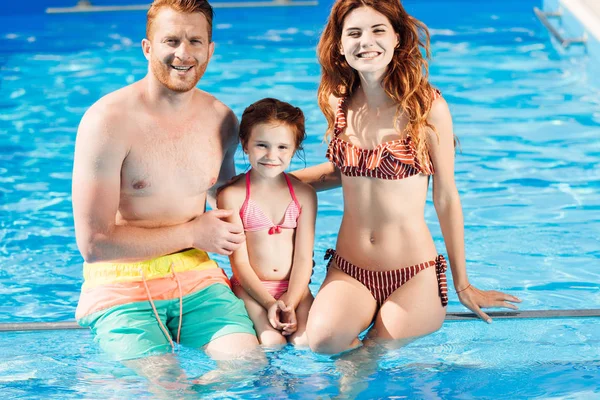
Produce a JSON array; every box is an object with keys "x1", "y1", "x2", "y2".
[{"x1": 190, "y1": 209, "x2": 245, "y2": 255}]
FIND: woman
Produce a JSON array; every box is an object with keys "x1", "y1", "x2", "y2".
[{"x1": 293, "y1": 0, "x2": 521, "y2": 354}]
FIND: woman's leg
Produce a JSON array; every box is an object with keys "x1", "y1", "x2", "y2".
[
  {"x1": 231, "y1": 284, "x2": 288, "y2": 348},
  {"x1": 333, "y1": 267, "x2": 445, "y2": 397},
  {"x1": 287, "y1": 287, "x2": 314, "y2": 347},
  {"x1": 370, "y1": 266, "x2": 446, "y2": 347},
  {"x1": 306, "y1": 265, "x2": 378, "y2": 354}
]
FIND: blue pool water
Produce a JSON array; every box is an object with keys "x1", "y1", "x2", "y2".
[{"x1": 1, "y1": 0, "x2": 599, "y2": 398}]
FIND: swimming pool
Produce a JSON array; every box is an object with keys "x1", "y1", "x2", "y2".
[{"x1": 1, "y1": 0, "x2": 599, "y2": 397}]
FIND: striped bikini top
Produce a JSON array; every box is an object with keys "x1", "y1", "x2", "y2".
[
  {"x1": 325, "y1": 89, "x2": 441, "y2": 179},
  {"x1": 239, "y1": 171, "x2": 301, "y2": 235}
]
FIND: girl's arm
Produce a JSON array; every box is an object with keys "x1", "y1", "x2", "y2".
[
  {"x1": 283, "y1": 183, "x2": 318, "y2": 309},
  {"x1": 289, "y1": 162, "x2": 342, "y2": 192},
  {"x1": 428, "y1": 97, "x2": 521, "y2": 322},
  {"x1": 216, "y1": 186, "x2": 278, "y2": 310}
]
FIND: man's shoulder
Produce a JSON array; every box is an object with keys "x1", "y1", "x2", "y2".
[
  {"x1": 194, "y1": 90, "x2": 238, "y2": 145},
  {"x1": 194, "y1": 89, "x2": 235, "y2": 118},
  {"x1": 83, "y1": 84, "x2": 139, "y2": 126}
]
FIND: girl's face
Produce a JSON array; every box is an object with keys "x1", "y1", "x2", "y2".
[
  {"x1": 245, "y1": 122, "x2": 296, "y2": 178},
  {"x1": 340, "y1": 7, "x2": 399, "y2": 76}
]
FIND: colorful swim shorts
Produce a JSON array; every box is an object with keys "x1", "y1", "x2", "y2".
[{"x1": 76, "y1": 249, "x2": 256, "y2": 361}]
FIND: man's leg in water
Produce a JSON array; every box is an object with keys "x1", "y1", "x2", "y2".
[
  {"x1": 85, "y1": 300, "x2": 190, "y2": 393},
  {"x1": 175, "y1": 283, "x2": 265, "y2": 383}
]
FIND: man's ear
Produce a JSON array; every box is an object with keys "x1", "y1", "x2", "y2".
[
  {"x1": 142, "y1": 38, "x2": 151, "y2": 61},
  {"x1": 208, "y1": 41, "x2": 215, "y2": 61}
]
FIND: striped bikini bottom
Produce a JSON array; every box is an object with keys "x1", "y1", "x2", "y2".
[{"x1": 324, "y1": 249, "x2": 449, "y2": 307}]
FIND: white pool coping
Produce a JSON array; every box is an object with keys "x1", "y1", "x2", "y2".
[
  {"x1": 561, "y1": 0, "x2": 600, "y2": 42},
  {"x1": 46, "y1": 0, "x2": 318, "y2": 14}
]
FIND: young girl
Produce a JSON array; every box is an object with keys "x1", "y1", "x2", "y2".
[
  {"x1": 292, "y1": 0, "x2": 522, "y2": 354},
  {"x1": 217, "y1": 98, "x2": 317, "y2": 347}
]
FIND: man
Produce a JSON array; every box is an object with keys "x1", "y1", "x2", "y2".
[{"x1": 72, "y1": 0, "x2": 260, "y2": 384}]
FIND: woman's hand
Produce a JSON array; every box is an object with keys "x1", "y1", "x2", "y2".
[{"x1": 456, "y1": 284, "x2": 522, "y2": 323}]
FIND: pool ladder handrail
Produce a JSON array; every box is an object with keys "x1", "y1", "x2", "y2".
[
  {"x1": 47, "y1": 0, "x2": 318, "y2": 13},
  {"x1": 534, "y1": 6, "x2": 587, "y2": 48}
]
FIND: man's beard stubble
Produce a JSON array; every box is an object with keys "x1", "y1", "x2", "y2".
[{"x1": 150, "y1": 56, "x2": 208, "y2": 93}]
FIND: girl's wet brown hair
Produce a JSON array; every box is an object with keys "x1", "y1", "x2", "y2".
[
  {"x1": 318, "y1": 0, "x2": 447, "y2": 165},
  {"x1": 239, "y1": 98, "x2": 306, "y2": 153}
]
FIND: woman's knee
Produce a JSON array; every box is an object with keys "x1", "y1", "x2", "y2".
[
  {"x1": 373, "y1": 310, "x2": 445, "y2": 342},
  {"x1": 306, "y1": 317, "x2": 354, "y2": 354}
]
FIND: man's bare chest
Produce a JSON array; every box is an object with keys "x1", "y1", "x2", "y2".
[{"x1": 121, "y1": 128, "x2": 224, "y2": 196}]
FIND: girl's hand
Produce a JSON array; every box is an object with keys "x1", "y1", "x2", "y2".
[
  {"x1": 276, "y1": 292, "x2": 298, "y2": 335},
  {"x1": 280, "y1": 308, "x2": 298, "y2": 336},
  {"x1": 267, "y1": 300, "x2": 291, "y2": 331},
  {"x1": 456, "y1": 284, "x2": 522, "y2": 323}
]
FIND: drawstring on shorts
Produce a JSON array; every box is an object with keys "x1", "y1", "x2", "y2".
[{"x1": 139, "y1": 262, "x2": 184, "y2": 352}]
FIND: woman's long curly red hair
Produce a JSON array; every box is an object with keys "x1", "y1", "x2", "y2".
[{"x1": 318, "y1": 0, "x2": 440, "y2": 164}]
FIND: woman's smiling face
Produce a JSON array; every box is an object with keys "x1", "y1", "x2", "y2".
[{"x1": 340, "y1": 6, "x2": 399, "y2": 76}]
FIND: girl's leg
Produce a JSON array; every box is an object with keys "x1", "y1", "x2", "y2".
[
  {"x1": 287, "y1": 287, "x2": 314, "y2": 347},
  {"x1": 306, "y1": 265, "x2": 378, "y2": 354},
  {"x1": 232, "y1": 284, "x2": 288, "y2": 348},
  {"x1": 370, "y1": 266, "x2": 446, "y2": 347}
]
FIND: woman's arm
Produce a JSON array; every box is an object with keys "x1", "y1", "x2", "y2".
[
  {"x1": 428, "y1": 97, "x2": 521, "y2": 322},
  {"x1": 427, "y1": 98, "x2": 468, "y2": 290},
  {"x1": 284, "y1": 183, "x2": 318, "y2": 309},
  {"x1": 216, "y1": 186, "x2": 277, "y2": 310},
  {"x1": 289, "y1": 162, "x2": 342, "y2": 192}
]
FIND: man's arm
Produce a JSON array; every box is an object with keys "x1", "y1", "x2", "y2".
[
  {"x1": 208, "y1": 108, "x2": 239, "y2": 208},
  {"x1": 72, "y1": 104, "x2": 244, "y2": 263},
  {"x1": 72, "y1": 105, "x2": 195, "y2": 263}
]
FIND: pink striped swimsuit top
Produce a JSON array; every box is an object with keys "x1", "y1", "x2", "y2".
[
  {"x1": 326, "y1": 89, "x2": 441, "y2": 180},
  {"x1": 239, "y1": 171, "x2": 301, "y2": 235}
]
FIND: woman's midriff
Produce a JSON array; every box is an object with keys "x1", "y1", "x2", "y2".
[{"x1": 336, "y1": 175, "x2": 438, "y2": 270}]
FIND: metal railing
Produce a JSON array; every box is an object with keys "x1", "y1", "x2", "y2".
[
  {"x1": 1, "y1": 309, "x2": 599, "y2": 332},
  {"x1": 534, "y1": 6, "x2": 587, "y2": 48},
  {"x1": 47, "y1": 0, "x2": 317, "y2": 13}
]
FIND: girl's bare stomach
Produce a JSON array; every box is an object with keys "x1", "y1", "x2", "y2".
[{"x1": 245, "y1": 231, "x2": 295, "y2": 281}]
